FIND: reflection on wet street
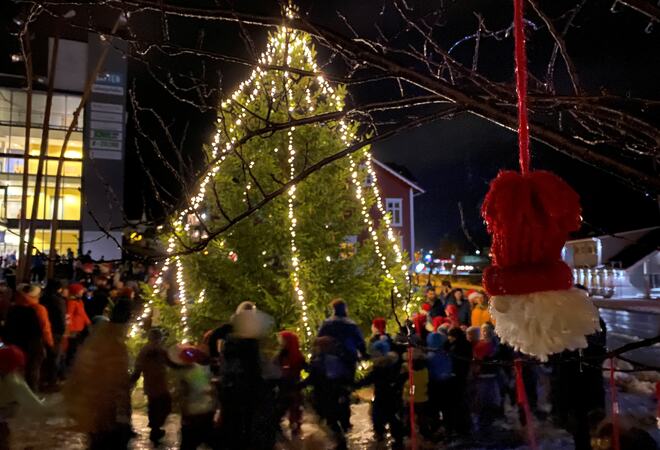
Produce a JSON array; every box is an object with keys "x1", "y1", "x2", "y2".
[{"x1": 599, "y1": 308, "x2": 660, "y2": 367}]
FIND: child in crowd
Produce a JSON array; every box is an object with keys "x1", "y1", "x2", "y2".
[
  {"x1": 426, "y1": 327, "x2": 452, "y2": 434},
  {"x1": 168, "y1": 344, "x2": 216, "y2": 450},
  {"x1": 369, "y1": 317, "x2": 391, "y2": 347},
  {"x1": 308, "y1": 336, "x2": 351, "y2": 449},
  {"x1": 131, "y1": 328, "x2": 171, "y2": 443},
  {"x1": 65, "y1": 283, "x2": 91, "y2": 369},
  {"x1": 466, "y1": 326, "x2": 481, "y2": 347},
  {"x1": 0, "y1": 344, "x2": 46, "y2": 450},
  {"x1": 274, "y1": 331, "x2": 305, "y2": 437},
  {"x1": 402, "y1": 348, "x2": 431, "y2": 439},
  {"x1": 356, "y1": 340, "x2": 403, "y2": 448}
]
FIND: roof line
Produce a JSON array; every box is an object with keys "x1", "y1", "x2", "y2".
[
  {"x1": 373, "y1": 159, "x2": 425, "y2": 193},
  {"x1": 566, "y1": 226, "x2": 660, "y2": 244}
]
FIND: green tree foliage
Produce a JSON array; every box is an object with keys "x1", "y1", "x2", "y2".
[{"x1": 160, "y1": 27, "x2": 407, "y2": 342}]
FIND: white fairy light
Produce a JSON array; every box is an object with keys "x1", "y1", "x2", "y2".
[
  {"x1": 175, "y1": 256, "x2": 190, "y2": 343},
  {"x1": 133, "y1": 24, "x2": 408, "y2": 343},
  {"x1": 285, "y1": 74, "x2": 313, "y2": 344}
]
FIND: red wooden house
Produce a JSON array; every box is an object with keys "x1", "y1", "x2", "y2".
[{"x1": 372, "y1": 160, "x2": 425, "y2": 261}]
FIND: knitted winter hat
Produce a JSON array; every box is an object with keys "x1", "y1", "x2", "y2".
[
  {"x1": 421, "y1": 302, "x2": 432, "y2": 313},
  {"x1": 0, "y1": 345, "x2": 25, "y2": 374},
  {"x1": 68, "y1": 283, "x2": 86, "y2": 298},
  {"x1": 370, "y1": 339, "x2": 391, "y2": 356},
  {"x1": 372, "y1": 317, "x2": 386, "y2": 334},
  {"x1": 17, "y1": 283, "x2": 41, "y2": 300},
  {"x1": 482, "y1": 170, "x2": 599, "y2": 360},
  {"x1": 466, "y1": 289, "x2": 481, "y2": 302},
  {"x1": 431, "y1": 316, "x2": 445, "y2": 332},
  {"x1": 426, "y1": 332, "x2": 447, "y2": 350}
]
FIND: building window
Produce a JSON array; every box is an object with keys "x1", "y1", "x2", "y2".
[
  {"x1": 386, "y1": 198, "x2": 403, "y2": 227},
  {"x1": 0, "y1": 88, "x2": 83, "y2": 255}
]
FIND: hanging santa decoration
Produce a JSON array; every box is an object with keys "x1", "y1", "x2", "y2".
[{"x1": 483, "y1": 0, "x2": 600, "y2": 361}]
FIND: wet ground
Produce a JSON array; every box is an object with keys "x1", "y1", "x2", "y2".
[
  {"x1": 8, "y1": 389, "x2": 575, "y2": 450},
  {"x1": 7, "y1": 309, "x2": 660, "y2": 450},
  {"x1": 600, "y1": 308, "x2": 660, "y2": 367},
  {"x1": 9, "y1": 388, "x2": 659, "y2": 450}
]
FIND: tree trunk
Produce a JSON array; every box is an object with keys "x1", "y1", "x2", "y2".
[
  {"x1": 16, "y1": 30, "x2": 34, "y2": 283},
  {"x1": 23, "y1": 32, "x2": 59, "y2": 281},
  {"x1": 47, "y1": 17, "x2": 122, "y2": 278}
]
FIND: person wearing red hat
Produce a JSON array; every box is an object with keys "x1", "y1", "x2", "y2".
[
  {"x1": 470, "y1": 291, "x2": 493, "y2": 328},
  {"x1": 168, "y1": 343, "x2": 215, "y2": 450},
  {"x1": 369, "y1": 317, "x2": 392, "y2": 347},
  {"x1": 65, "y1": 283, "x2": 91, "y2": 370},
  {"x1": 444, "y1": 304, "x2": 460, "y2": 329},
  {"x1": 0, "y1": 344, "x2": 46, "y2": 448},
  {"x1": 274, "y1": 331, "x2": 306, "y2": 437},
  {"x1": 4, "y1": 284, "x2": 52, "y2": 390}
]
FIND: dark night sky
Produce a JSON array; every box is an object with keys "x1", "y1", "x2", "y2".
[{"x1": 1, "y1": 1, "x2": 658, "y2": 252}]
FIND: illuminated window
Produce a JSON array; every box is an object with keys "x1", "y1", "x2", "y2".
[
  {"x1": 0, "y1": 88, "x2": 84, "y2": 256},
  {"x1": 1, "y1": 227, "x2": 79, "y2": 256},
  {"x1": 386, "y1": 198, "x2": 403, "y2": 227}
]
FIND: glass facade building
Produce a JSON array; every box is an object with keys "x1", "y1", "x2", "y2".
[{"x1": 0, "y1": 88, "x2": 84, "y2": 255}]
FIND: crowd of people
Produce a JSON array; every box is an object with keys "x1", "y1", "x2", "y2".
[{"x1": 0, "y1": 267, "x2": 654, "y2": 450}]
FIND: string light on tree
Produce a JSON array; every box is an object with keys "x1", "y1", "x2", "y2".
[{"x1": 131, "y1": 19, "x2": 409, "y2": 343}]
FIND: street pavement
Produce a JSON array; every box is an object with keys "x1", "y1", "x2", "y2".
[{"x1": 599, "y1": 306, "x2": 660, "y2": 367}]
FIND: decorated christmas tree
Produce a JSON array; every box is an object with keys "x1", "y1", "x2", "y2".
[{"x1": 134, "y1": 25, "x2": 409, "y2": 344}]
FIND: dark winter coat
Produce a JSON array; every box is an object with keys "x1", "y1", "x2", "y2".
[
  {"x1": 355, "y1": 352, "x2": 403, "y2": 404},
  {"x1": 426, "y1": 333, "x2": 453, "y2": 382},
  {"x1": 317, "y1": 315, "x2": 367, "y2": 370},
  {"x1": 86, "y1": 287, "x2": 110, "y2": 319},
  {"x1": 429, "y1": 295, "x2": 449, "y2": 319},
  {"x1": 448, "y1": 336, "x2": 472, "y2": 382},
  {"x1": 447, "y1": 295, "x2": 471, "y2": 327},
  {"x1": 41, "y1": 290, "x2": 67, "y2": 337},
  {"x1": 3, "y1": 304, "x2": 43, "y2": 354}
]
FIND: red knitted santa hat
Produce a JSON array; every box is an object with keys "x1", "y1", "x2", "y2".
[
  {"x1": 482, "y1": 170, "x2": 599, "y2": 360},
  {"x1": 482, "y1": 170, "x2": 580, "y2": 296}
]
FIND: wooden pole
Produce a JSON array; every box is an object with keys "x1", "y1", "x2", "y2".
[
  {"x1": 23, "y1": 30, "x2": 60, "y2": 280},
  {"x1": 47, "y1": 16, "x2": 122, "y2": 278},
  {"x1": 16, "y1": 27, "x2": 34, "y2": 283}
]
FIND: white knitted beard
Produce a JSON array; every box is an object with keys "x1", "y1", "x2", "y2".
[{"x1": 489, "y1": 288, "x2": 601, "y2": 362}]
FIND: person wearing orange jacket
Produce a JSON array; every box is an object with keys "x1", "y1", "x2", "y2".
[
  {"x1": 468, "y1": 290, "x2": 494, "y2": 328},
  {"x1": 65, "y1": 283, "x2": 91, "y2": 369}
]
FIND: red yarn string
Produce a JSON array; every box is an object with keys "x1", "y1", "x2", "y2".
[
  {"x1": 514, "y1": 359, "x2": 538, "y2": 450},
  {"x1": 656, "y1": 382, "x2": 660, "y2": 423},
  {"x1": 609, "y1": 358, "x2": 621, "y2": 450},
  {"x1": 513, "y1": 0, "x2": 531, "y2": 175},
  {"x1": 407, "y1": 346, "x2": 418, "y2": 450}
]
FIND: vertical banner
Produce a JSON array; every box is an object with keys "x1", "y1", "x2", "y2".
[{"x1": 82, "y1": 33, "x2": 127, "y2": 260}]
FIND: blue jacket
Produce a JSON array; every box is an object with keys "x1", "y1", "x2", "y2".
[{"x1": 317, "y1": 315, "x2": 367, "y2": 366}]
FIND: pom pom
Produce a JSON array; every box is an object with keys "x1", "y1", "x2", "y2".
[
  {"x1": 489, "y1": 288, "x2": 600, "y2": 361},
  {"x1": 482, "y1": 170, "x2": 581, "y2": 295}
]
